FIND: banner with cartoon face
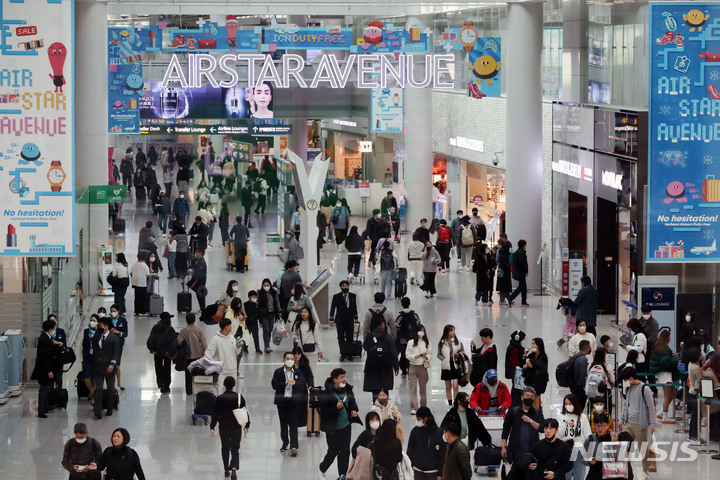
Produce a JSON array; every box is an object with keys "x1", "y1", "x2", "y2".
[
  {"x1": 648, "y1": 4, "x2": 720, "y2": 262},
  {"x1": 0, "y1": 0, "x2": 74, "y2": 256}
]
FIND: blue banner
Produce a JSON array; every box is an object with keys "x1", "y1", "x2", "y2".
[
  {"x1": 108, "y1": 27, "x2": 144, "y2": 133},
  {"x1": 371, "y1": 88, "x2": 404, "y2": 133},
  {"x1": 649, "y1": 3, "x2": 720, "y2": 262},
  {"x1": 467, "y1": 37, "x2": 501, "y2": 98},
  {"x1": 263, "y1": 27, "x2": 352, "y2": 51},
  {"x1": 350, "y1": 21, "x2": 429, "y2": 54}
]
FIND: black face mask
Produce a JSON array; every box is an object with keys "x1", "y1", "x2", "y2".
[
  {"x1": 487, "y1": 377, "x2": 498, "y2": 387},
  {"x1": 341, "y1": 288, "x2": 349, "y2": 293},
  {"x1": 523, "y1": 397, "x2": 534, "y2": 407},
  {"x1": 378, "y1": 398, "x2": 388, "y2": 405}
]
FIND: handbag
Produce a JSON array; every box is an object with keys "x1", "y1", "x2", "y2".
[
  {"x1": 233, "y1": 405, "x2": 249, "y2": 426},
  {"x1": 162, "y1": 245, "x2": 169, "y2": 259},
  {"x1": 198, "y1": 33, "x2": 217, "y2": 49},
  {"x1": 699, "y1": 47, "x2": 720, "y2": 62},
  {"x1": 213, "y1": 304, "x2": 227, "y2": 323},
  {"x1": 187, "y1": 277, "x2": 200, "y2": 291},
  {"x1": 106, "y1": 272, "x2": 117, "y2": 287},
  {"x1": 601, "y1": 461, "x2": 629, "y2": 479}
]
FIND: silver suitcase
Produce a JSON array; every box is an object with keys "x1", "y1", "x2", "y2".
[{"x1": 148, "y1": 278, "x2": 164, "y2": 316}]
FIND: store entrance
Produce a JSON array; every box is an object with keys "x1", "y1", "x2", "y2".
[
  {"x1": 596, "y1": 197, "x2": 618, "y2": 316},
  {"x1": 568, "y1": 191, "x2": 587, "y2": 254}
]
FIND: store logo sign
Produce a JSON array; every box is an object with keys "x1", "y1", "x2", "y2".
[
  {"x1": 601, "y1": 170, "x2": 623, "y2": 190},
  {"x1": 552, "y1": 159, "x2": 592, "y2": 182},
  {"x1": 449, "y1": 136, "x2": 484, "y2": 153},
  {"x1": 333, "y1": 119, "x2": 357, "y2": 127}
]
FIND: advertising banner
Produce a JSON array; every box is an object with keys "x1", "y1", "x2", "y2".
[
  {"x1": 466, "y1": 37, "x2": 501, "y2": 98},
  {"x1": 371, "y1": 88, "x2": 404, "y2": 133},
  {"x1": 263, "y1": 26, "x2": 352, "y2": 51},
  {"x1": 351, "y1": 21, "x2": 430, "y2": 54},
  {"x1": 0, "y1": 0, "x2": 75, "y2": 256},
  {"x1": 108, "y1": 27, "x2": 144, "y2": 133},
  {"x1": 648, "y1": 4, "x2": 720, "y2": 262}
]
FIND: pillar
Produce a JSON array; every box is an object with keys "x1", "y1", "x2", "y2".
[
  {"x1": 289, "y1": 119, "x2": 308, "y2": 164},
  {"x1": 562, "y1": 0, "x2": 588, "y2": 102},
  {"x1": 505, "y1": 0, "x2": 543, "y2": 290}
]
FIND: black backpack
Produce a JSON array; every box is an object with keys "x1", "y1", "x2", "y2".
[
  {"x1": 397, "y1": 311, "x2": 419, "y2": 341},
  {"x1": 380, "y1": 246, "x2": 395, "y2": 271},
  {"x1": 556, "y1": 353, "x2": 580, "y2": 388},
  {"x1": 365, "y1": 331, "x2": 386, "y2": 368},
  {"x1": 368, "y1": 307, "x2": 387, "y2": 331}
]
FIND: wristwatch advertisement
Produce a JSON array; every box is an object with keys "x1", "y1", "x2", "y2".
[
  {"x1": 460, "y1": 21, "x2": 478, "y2": 52},
  {"x1": 47, "y1": 161, "x2": 67, "y2": 192}
]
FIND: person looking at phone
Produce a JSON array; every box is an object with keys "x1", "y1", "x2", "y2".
[
  {"x1": 62, "y1": 423, "x2": 102, "y2": 480},
  {"x1": 528, "y1": 419, "x2": 572, "y2": 480},
  {"x1": 318, "y1": 368, "x2": 359, "y2": 480}
]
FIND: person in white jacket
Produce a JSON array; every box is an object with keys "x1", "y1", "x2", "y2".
[
  {"x1": 567, "y1": 319, "x2": 597, "y2": 358},
  {"x1": 405, "y1": 324, "x2": 433, "y2": 414},
  {"x1": 205, "y1": 318, "x2": 243, "y2": 383},
  {"x1": 291, "y1": 307, "x2": 323, "y2": 378},
  {"x1": 557, "y1": 393, "x2": 591, "y2": 480},
  {"x1": 407, "y1": 233, "x2": 425, "y2": 286},
  {"x1": 620, "y1": 317, "x2": 647, "y2": 364}
]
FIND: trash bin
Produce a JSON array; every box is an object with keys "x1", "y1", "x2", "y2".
[
  {"x1": 0, "y1": 336, "x2": 9, "y2": 405},
  {"x1": 4, "y1": 330, "x2": 25, "y2": 396}
]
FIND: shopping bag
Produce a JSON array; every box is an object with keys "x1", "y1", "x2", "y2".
[
  {"x1": 564, "y1": 315, "x2": 576, "y2": 337},
  {"x1": 513, "y1": 366, "x2": 525, "y2": 390},
  {"x1": 272, "y1": 320, "x2": 288, "y2": 346}
]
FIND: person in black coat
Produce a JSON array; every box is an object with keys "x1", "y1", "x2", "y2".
[
  {"x1": 146, "y1": 312, "x2": 177, "y2": 393},
  {"x1": 96, "y1": 428, "x2": 145, "y2": 480},
  {"x1": 30, "y1": 319, "x2": 58, "y2": 418},
  {"x1": 501, "y1": 386, "x2": 545, "y2": 463},
  {"x1": 318, "y1": 368, "x2": 359, "y2": 478},
  {"x1": 92, "y1": 317, "x2": 120, "y2": 419},
  {"x1": 474, "y1": 242, "x2": 490, "y2": 304},
  {"x1": 352, "y1": 411, "x2": 381, "y2": 458},
  {"x1": 189, "y1": 216, "x2": 210, "y2": 252},
  {"x1": 582, "y1": 414, "x2": 634, "y2": 480},
  {"x1": 527, "y1": 419, "x2": 572, "y2": 480},
  {"x1": 329, "y1": 281, "x2": 358, "y2": 361},
  {"x1": 364, "y1": 209, "x2": 382, "y2": 266},
  {"x1": 362, "y1": 317, "x2": 399, "y2": 401},
  {"x1": 371, "y1": 419, "x2": 404, "y2": 480},
  {"x1": 271, "y1": 352, "x2": 307, "y2": 455},
  {"x1": 441, "y1": 392, "x2": 492, "y2": 450},
  {"x1": 496, "y1": 241, "x2": 513, "y2": 303},
  {"x1": 407, "y1": 407, "x2": 446, "y2": 478},
  {"x1": 521, "y1": 338, "x2": 549, "y2": 401},
  {"x1": 211, "y1": 376, "x2": 251, "y2": 479},
  {"x1": 507, "y1": 239, "x2": 529, "y2": 306}
]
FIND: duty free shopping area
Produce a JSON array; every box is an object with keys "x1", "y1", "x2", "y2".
[{"x1": 2, "y1": 1, "x2": 720, "y2": 480}]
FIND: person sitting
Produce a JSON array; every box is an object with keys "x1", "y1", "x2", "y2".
[{"x1": 469, "y1": 369, "x2": 512, "y2": 415}]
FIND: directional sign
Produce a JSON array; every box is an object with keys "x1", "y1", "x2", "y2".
[{"x1": 140, "y1": 124, "x2": 292, "y2": 136}]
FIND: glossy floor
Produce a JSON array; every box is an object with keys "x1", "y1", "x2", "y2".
[{"x1": 0, "y1": 185, "x2": 713, "y2": 479}]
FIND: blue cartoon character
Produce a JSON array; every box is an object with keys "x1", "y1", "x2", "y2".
[
  {"x1": 683, "y1": 9, "x2": 710, "y2": 32},
  {"x1": 468, "y1": 48, "x2": 501, "y2": 86},
  {"x1": 664, "y1": 181, "x2": 688, "y2": 204},
  {"x1": 20, "y1": 143, "x2": 40, "y2": 162},
  {"x1": 124, "y1": 74, "x2": 144, "y2": 96}
]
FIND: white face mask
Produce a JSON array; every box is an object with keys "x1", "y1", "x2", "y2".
[
  {"x1": 416, "y1": 420, "x2": 425, "y2": 427},
  {"x1": 642, "y1": 314, "x2": 651, "y2": 320},
  {"x1": 417, "y1": 331, "x2": 425, "y2": 338},
  {"x1": 578, "y1": 326, "x2": 587, "y2": 333},
  {"x1": 370, "y1": 421, "x2": 380, "y2": 430},
  {"x1": 179, "y1": 194, "x2": 185, "y2": 198},
  {"x1": 622, "y1": 379, "x2": 630, "y2": 389},
  {"x1": 111, "y1": 311, "x2": 118, "y2": 318},
  {"x1": 565, "y1": 404, "x2": 574, "y2": 413},
  {"x1": 530, "y1": 347, "x2": 537, "y2": 353},
  {"x1": 263, "y1": 286, "x2": 271, "y2": 291},
  {"x1": 608, "y1": 342, "x2": 614, "y2": 349},
  {"x1": 421, "y1": 223, "x2": 427, "y2": 228},
  {"x1": 284, "y1": 360, "x2": 294, "y2": 368},
  {"x1": 336, "y1": 203, "x2": 342, "y2": 208},
  {"x1": 75, "y1": 437, "x2": 87, "y2": 444},
  {"x1": 442, "y1": 434, "x2": 450, "y2": 443},
  {"x1": 594, "y1": 405, "x2": 604, "y2": 413},
  {"x1": 251, "y1": 297, "x2": 258, "y2": 303},
  {"x1": 89, "y1": 321, "x2": 98, "y2": 329},
  {"x1": 686, "y1": 315, "x2": 692, "y2": 322},
  {"x1": 149, "y1": 256, "x2": 156, "y2": 262},
  {"x1": 338, "y1": 382, "x2": 346, "y2": 389},
  {"x1": 232, "y1": 285, "x2": 239, "y2": 292},
  {"x1": 98, "y1": 313, "x2": 106, "y2": 318}
]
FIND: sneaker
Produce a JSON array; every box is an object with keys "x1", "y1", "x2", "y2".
[
  {"x1": 280, "y1": 446, "x2": 288, "y2": 453},
  {"x1": 410, "y1": 409, "x2": 417, "y2": 415},
  {"x1": 656, "y1": 31, "x2": 674, "y2": 45},
  {"x1": 169, "y1": 34, "x2": 186, "y2": 48},
  {"x1": 291, "y1": 448, "x2": 298, "y2": 457},
  {"x1": 264, "y1": 348, "x2": 272, "y2": 353},
  {"x1": 320, "y1": 470, "x2": 327, "y2": 480},
  {"x1": 504, "y1": 299, "x2": 512, "y2": 307},
  {"x1": 521, "y1": 302, "x2": 530, "y2": 307}
]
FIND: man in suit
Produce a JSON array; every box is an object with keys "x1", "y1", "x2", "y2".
[
  {"x1": 31, "y1": 319, "x2": 59, "y2": 418},
  {"x1": 92, "y1": 316, "x2": 119, "y2": 419},
  {"x1": 271, "y1": 352, "x2": 307, "y2": 456},
  {"x1": 47, "y1": 313, "x2": 67, "y2": 389},
  {"x1": 329, "y1": 281, "x2": 358, "y2": 362}
]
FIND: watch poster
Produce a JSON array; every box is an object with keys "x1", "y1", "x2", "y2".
[
  {"x1": 648, "y1": 3, "x2": 720, "y2": 262},
  {"x1": 0, "y1": 0, "x2": 75, "y2": 256},
  {"x1": 371, "y1": 88, "x2": 404, "y2": 133}
]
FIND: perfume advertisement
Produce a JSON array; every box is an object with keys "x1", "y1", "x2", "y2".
[{"x1": 139, "y1": 82, "x2": 274, "y2": 120}]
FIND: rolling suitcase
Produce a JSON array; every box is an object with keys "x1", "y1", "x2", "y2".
[
  {"x1": 178, "y1": 277, "x2": 193, "y2": 313},
  {"x1": 394, "y1": 278, "x2": 407, "y2": 299},
  {"x1": 703, "y1": 175, "x2": 720, "y2": 202},
  {"x1": 149, "y1": 278, "x2": 164, "y2": 316},
  {"x1": 102, "y1": 389, "x2": 120, "y2": 410},
  {"x1": 113, "y1": 217, "x2": 126, "y2": 234},
  {"x1": 49, "y1": 387, "x2": 69, "y2": 409},
  {"x1": 306, "y1": 407, "x2": 321, "y2": 436},
  {"x1": 347, "y1": 321, "x2": 363, "y2": 358}
]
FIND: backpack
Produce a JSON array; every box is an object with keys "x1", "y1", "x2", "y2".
[
  {"x1": 438, "y1": 226, "x2": 451, "y2": 243},
  {"x1": 555, "y1": 354, "x2": 580, "y2": 388},
  {"x1": 461, "y1": 225, "x2": 474, "y2": 246},
  {"x1": 369, "y1": 307, "x2": 387, "y2": 331},
  {"x1": 380, "y1": 246, "x2": 395, "y2": 271},
  {"x1": 397, "y1": 311, "x2": 419, "y2": 341},
  {"x1": 585, "y1": 364, "x2": 607, "y2": 398},
  {"x1": 365, "y1": 329, "x2": 387, "y2": 368}
]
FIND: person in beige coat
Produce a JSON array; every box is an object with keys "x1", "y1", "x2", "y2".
[{"x1": 178, "y1": 312, "x2": 208, "y2": 395}]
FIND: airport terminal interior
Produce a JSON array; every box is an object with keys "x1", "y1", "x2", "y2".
[{"x1": 1, "y1": 0, "x2": 720, "y2": 479}]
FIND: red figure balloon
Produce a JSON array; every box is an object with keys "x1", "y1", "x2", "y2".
[{"x1": 48, "y1": 42, "x2": 67, "y2": 93}]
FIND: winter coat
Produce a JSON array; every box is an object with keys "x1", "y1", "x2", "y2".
[
  {"x1": 522, "y1": 352, "x2": 549, "y2": 394},
  {"x1": 420, "y1": 247, "x2": 441, "y2": 273},
  {"x1": 363, "y1": 328, "x2": 399, "y2": 392},
  {"x1": 504, "y1": 339, "x2": 524, "y2": 380},
  {"x1": 469, "y1": 376, "x2": 512, "y2": 413},
  {"x1": 441, "y1": 407, "x2": 492, "y2": 449},
  {"x1": 573, "y1": 285, "x2": 598, "y2": 327},
  {"x1": 407, "y1": 425, "x2": 445, "y2": 473},
  {"x1": 474, "y1": 248, "x2": 489, "y2": 292},
  {"x1": 442, "y1": 438, "x2": 472, "y2": 480},
  {"x1": 496, "y1": 244, "x2": 512, "y2": 293},
  {"x1": 318, "y1": 376, "x2": 359, "y2": 432},
  {"x1": 205, "y1": 331, "x2": 242, "y2": 382},
  {"x1": 649, "y1": 346, "x2": 679, "y2": 375}
]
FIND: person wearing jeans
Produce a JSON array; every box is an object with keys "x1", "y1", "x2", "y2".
[
  {"x1": 618, "y1": 367, "x2": 659, "y2": 477},
  {"x1": 257, "y1": 279, "x2": 281, "y2": 353}
]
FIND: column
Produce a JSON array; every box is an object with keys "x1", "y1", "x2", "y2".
[
  {"x1": 505, "y1": 0, "x2": 543, "y2": 290},
  {"x1": 562, "y1": 0, "x2": 588, "y2": 102},
  {"x1": 403, "y1": 86, "x2": 433, "y2": 232},
  {"x1": 289, "y1": 118, "x2": 308, "y2": 163}
]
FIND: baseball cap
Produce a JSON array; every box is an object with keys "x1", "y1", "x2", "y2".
[{"x1": 486, "y1": 369, "x2": 498, "y2": 378}]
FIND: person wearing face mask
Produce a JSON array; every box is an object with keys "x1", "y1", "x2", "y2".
[
  {"x1": 330, "y1": 281, "x2": 359, "y2": 362},
  {"x1": 228, "y1": 216, "x2": 250, "y2": 273},
  {"x1": 500, "y1": 386, "x2": 545, "y2": 463},
  {"x1": 407, "y1": 231, "x2": 425, "y2": 285},
  {"x1": 522, "y1": 338, "x2": 550, "y2": 409},
  {"x1": 108, "y1": 305, "x2": 128, "y2": 391},
  {"x1": 441, "y1": 422, "x2": 472, "y2": 480},
  {"x1": 31, "y1": 319, "x2": 59, "y2": 418},
  {"x1": 81, "y1": 315, "x2": 100, "y2": 402},
  {"x1": 407, "y1": 408, "x2": 445, "y2": 480},
  {"x1": 62, "y1": 422, "x2": 103, "y2": 480},
  {"x1": 218, "y1": 281, "x2": 240, "y2": 308},
  {"x1": 318, "y1": 368, "x2": 360, "y2": 480},
  {"x1": 111, "y1": 253, "x2": 130, "y2": 314},
  {"x1": 330, "y1": 200, "x2": 350, "y2": 249},
  {"x1": 177, "y1": 313, "x2": 208, "y2": 395},
  {"x1": 450, "y1": 210, "x2": 465, "y2": 262},
  {"x1": 504, "y1": 330, "x2": 526, "y2": 395},
  {"x1": 363, "y1": 209, "x2": 383, "y2": 267},
  {"x1": 557, "y1": 394, "x2": 591, "y2": 480},
  {"x1": 92, "y1": 317, "x2": 120, "y2": 419},
  {"x1": 47, "y1": 313, "x2": 67, "y2": 389},
  {"x1": 598, "y1": 335, "x2": 614, "y2": 352},
  {"x1": 414, "y1": 218, "x2": 431, "y2": 246},
  {"x1": 371, "y1": 419, "x2": 404, "y2": 480},
  {"x1": 582, "y1": 414, "x2": 634, "y2": 480},
  {"x1": 352, "y1": 411, "x2": 381, "y2": 458},
  {"x1": 473, "y1": 242, "x2": 490, "y2": 305},
  {"x1": 441, "y1": 392, "x2": 492, "y2": 451},
  {"x1": 272, "y1": 352, "x2": 307, "y2": 456},
  {"x1": 291, "y1": 307, "x2": 323, "y2": 378},
  {"x1": 258, "y1": 278, "x2": 282, "y2": 353},
  {"x1": 370, "y1": 388, "x2": 402, "y2": 424},
  {"x1": 189, "y1": 215, "x2": 210, "y2": 253},
  {"x1": 470, "y1": 369, "x2": 512, "y2": 415},
  {"x1": 567, "y1": 319, "x2": 597, "y2": 358},
  {"x1": 573, "y1": 276, "x2": 598, "y2": 336},
  {"x1": 419, "y1": 241, "x2": 441, "y2": 298},
  {"x1": 243, "y1": 290, "x2": 262, "y2": 354},
  {"x1": 617, "y1": 367, "x2": 658, "y2": 477},
  {"x1": 171, "y1": 190, "x2": 191, "y2": 229},
  {"x1": 525, "y1": 419, "x2": 572, "y2": 480},
  {"x1": 587, "y1": 397, "x2": 614, "y2": 434},
  {"x1": 406, "y1": 324, "x2": 433, "y2": 414},
  {"x1": 96, "y1": 428, "x2": 145, "y2": 480}
]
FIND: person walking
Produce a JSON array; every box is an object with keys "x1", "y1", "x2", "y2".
[
  {"x1": 469, "y1": 328, "x2": 498, "y2": 387},
  {"x1": 92, "y1": 317, "x2": 120, "y2": 419},
  {"x1": 521, "y1": 338, "x2": 549, "y2": 409},
  {"x1": 364, "y1": 209, "x2": 382, "y2": 267},
  {"x1": 474, "y1": 242, "x2": 490, "y2": 306},
  {"x1": 436, "y1": 219, "x2": 453, "y2": 273},
  {"x1": 450, "y1": 210, "x2": 465, "y2": 263},
  {"x1": 62, "y1": 422, "x2": 103, "y2": 480},
  {"x1": 155, "y1": 191, "x2": 171, "y2": 236},
  {"x1": 172, "y1": 190, "x2": 191, "y2": 229},
  {"x1": 414, "y1": 218, "x2": 430, "y2": 245},
  {"x1": 166, "y1": 227, "x2": 182, "y2": 279},
  {"x1": 528, "y1": 419, "x2": 572, "y2": 480},
  {"x1": 573, "y1": 276, "x2": 598, "y2": 336},
  {"x1": 243, "y1": 290, "x2": 262, "y2": 354},
  {"x1": 271, "y1": 352, "x2": 307, "y2": 456},
  {"x1": 330, "y1": 200, "x2": 350, "y2": 250},
  {"x1": 111, "y1": 253, "x2": 130, "y2": 315},
  {"x1": 618, "y1": 367, "x2": 659, "y2": 478},
  {"x1": 254, "y1": 177, "x2": 269, "y2": 215},
  {"x1": 557, "y1": 394, "x2": 591, "y2": 480},
  {"x1": 582, "y1": 414, "x2": 635, "y2": 480},
  {"x1": 345, "y1": 226, "x2": 364, "y2": 281},
  {"x1": 371, "y1": 419, "x2": 404, "y2": 480},
  {"x1": 177, "y1": 312, "x2": 208, "y2": 395},
  {"x1": 396, "y1": 297, "x2": 420, "y2": 377},
  {"x1": 96, "y1": 428, "x2": 145, "y2": 480},
  {"x1": 205, "y1": 318, "x2": 243, "y2": 382},
  {"x1": 407, "y1": 407, "x2": 445, "y2": 480},
  {"x1": 318, "y1": 368, "x2": 360, "y2": 480},
  {"x1": 567, "y1": 319, "x2": 597, "y2": 358},
  {"x1": 620, "y1": 317, "x2": 647, "y2": 372},
  {"x1": 329, "y1": 280, "x2": 358, "y2": 361},
  {"x1": 569, "y1": 340, "x2": 592, "y2": 411},
  {"x1": 240, "y1": 181, "x2": 254, "y2": 227},
  {"x1": 500, "y1": 386, "x2": 545, "y2": 463},
  {"x1": 441, "y1": 422, "x2": 472, "y2": 480},
  {"x1": 361, "y1": 292, "x2": 397, "y2": 339},
  {"x1": 408, "y1": 232, "x2": 425, "y2": 285},
  {"x1": 130, "y1": 253, "x2": 154, "y2": 316},
  {"x1": 162, "y1": 165, "x2": 174, "y2": 198},
  {"x1": 649, "y1": 329, "x2": 679, "y2": 423},
  {"x1": 291, "y1": 306, "x2": 323, "y2": 378},
  {"x1": 351, "y1": 412, "x2": 380, "y2": 457},
  {"x1": 210, "y1": 376, "x2": 250, "y2": 480},
  {"x1": 146, "y1": 312, "x2": 177, "y2": 394},
  {"x1": 31, "y1": 319, "x2": 58, "y2": 418},
  {"x1": 495, "y1": 240, "x2": 512, "y2": 303},
  {"x1": 419, "y1": 241, "x2": 441, "y2": 298},
  {"x1": 258, "y1": 278, "x2": 282, "y2": 353},
  {"x1": 506, "y1": 239, "x2": 529, "y2": 307},
  {"x1": 363, "y1": 314, "x2": 399, "y2": 403},
  {"x1": 188, "y1": 249, "x2": 208, "y2": 312},
  {"x1": 138, "y1": 221, "x2": 154, "y2": 252},
  {"x1": 229, "y1": 216, "x2": 250, "y2": 273},
  {"x1": 108, "y1": 305, "x2": 128, "y2": 391},
  {"x1": 370, "y1": 388, "x2": 402, "y2": 425},
  {"x1": 441, "y1": 391, "x2": 492, "y2": 450},
  {"x1": 377, "y1": 235, "x2": 398, "y2": 299},
  {"x1": 218, "y1": 201, "x2": 231, "y2": 246},
  {"x1": 438, "y1": 324, "x2": 466, "y2": 406},
  {"x1": 406, "y1": 328, "x2": 434, "y2": 414},
  {"x1": 458, "y1": 216, "x2": 476, "y2": 272},
  {"x1": 189, "y1": 216, "x2": 209, "y2": 252},
  {"x1": 81, "y1": 316, "x2": 99, "y2": 403}
]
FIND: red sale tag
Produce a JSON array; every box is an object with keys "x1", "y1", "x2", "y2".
[{"x1": 16, "y1": 26, "x2": 37, "y2": 36}]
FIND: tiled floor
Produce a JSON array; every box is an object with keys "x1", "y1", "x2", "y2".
[{"x1": 0, "y1": 179, "x2": 715, "y2": 479}]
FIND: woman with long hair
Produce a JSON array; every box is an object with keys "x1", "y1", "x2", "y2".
[
  {"x1": 371, "y1": 419, "x2": 403, "y2": 480},
  {"x1": 438, "y1": 324, "x2": 465, "y2": 406},
  {"x1": 345, "y1": 225, "x2": 365, "y2": 280},
  {"x1": 649, "y1": 329, "x2": 678, "y2": 422},
  {"x1": 219, "y1": 201, "x2": 231, "y2": 245},
  {"x1": 218, "y1": 280, "x2": 239, "y2": 308},
  {"x1": 589, "y1": 347, "x2": 615, "y2": 412},
  {"x1": 210, "y1": 376, "x2": 250, "y2": 479},
  {"x1": 406, "y1": 324, "x2": 433, "y2": 413},
  {"x1": 557, "y1": 394, "x2": 591, "y2": 480},
  {"x1": 287, "y1": 284, "x2": 313, "y2": 323},
  {"x1": 225, "y1": 297, "x2": 249, "y2": 371},
  {"x1": 146, "y1": 312, "x2": 175, "y2": 393},
  {"x1": 407, "y1": 407, "x2": 445, "y2": 480},
  {"x1": 112, "y1": 253, "x2": 130, "y2": 315},
  {"x1": 257, "y1": 278, "x2": 281, "y2": 353},
  {"x1": 522, "y1": 337, "x2": 549, "y2": 409},
  {"x1": 352, "y1": 411, "x2": 381, "y2": 458},
  {"x1": 96, "y1": 428, "x2": 145, "y2": 480},
  {"x1": 292, "y1": 306, "x2": 322, "y2": 378}
]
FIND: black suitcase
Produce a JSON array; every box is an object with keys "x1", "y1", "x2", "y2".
[
  {"x1": 102, "y1": 389, "x2": 120, "y2": 410},
  {"x1": 396, "y1": 267, "x2": 408, "y2": 280},
  {"x1": 194, "y1": 391, "x2": 215, "y2": 416},
  {"x1": 308, "y1": 386, "x2": 324, "y2": 408},
  {"x1": 178, "y1": 291, "x2": 192, "y2": 313},
  {"x1": 347, "y1": 321, "x2": 363, "y2": 358},
  {"x1": 394, "y1": 278, "x2": 407, "y2": 299},
  {"x1": 113, "y1": 217, "x2": 126, "y2": 234},
  {"x1": 49, "y1": 388, "x2": 69, "y2": 409},
  {"x1": 474, "y1": 445, "x2": 502, "y2": 468},
  {"x1": 75, "y1": 370, "x2": 90, "y2": 399}
]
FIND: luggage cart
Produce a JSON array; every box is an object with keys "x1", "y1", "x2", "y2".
[
  {"x1": 474, "y1": 409, "x2": 504, "y2": 476},
  {"x1": 191, "y1": 374, "x2": 217, "y2": 425}
]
